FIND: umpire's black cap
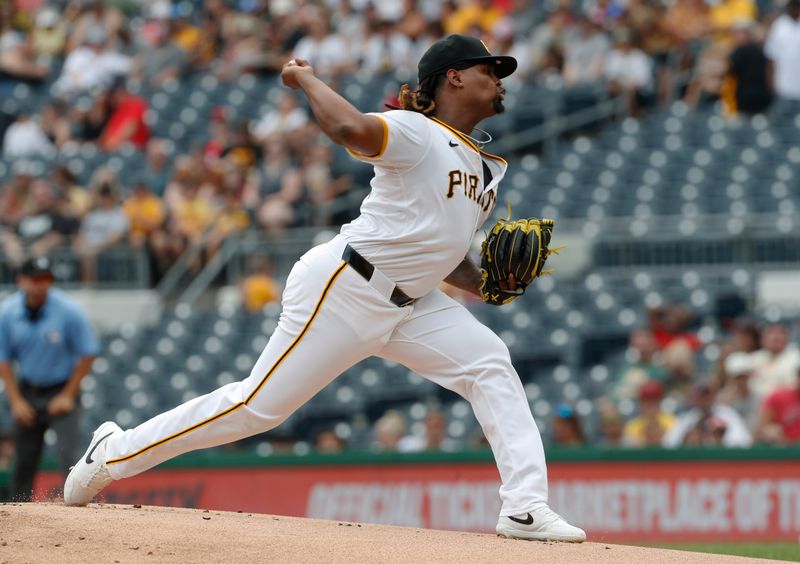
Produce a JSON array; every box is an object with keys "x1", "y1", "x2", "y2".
[
  {"x1": 417, "y1": 34, "x2": 517, "y2": 84},
  {"x1": 19, "y1": 256, "x2": 54, "y2": 278}
]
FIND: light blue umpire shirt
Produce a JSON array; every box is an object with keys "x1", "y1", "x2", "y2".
[{"x1": 0, "y1": 288, "x2": 101, "y2": 387}]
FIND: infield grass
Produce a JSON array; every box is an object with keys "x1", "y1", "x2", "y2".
[{"x1": 657, "y1": 543, "x2": 800, "y2": 562}]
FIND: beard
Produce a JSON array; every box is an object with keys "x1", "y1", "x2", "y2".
[{"x1": 492, "y1": 98, "x2": 505, "y2": 114}]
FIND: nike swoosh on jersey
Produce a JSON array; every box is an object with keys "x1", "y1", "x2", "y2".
[{"x1": 448, "y1": 140, "x2": 458, "y2": 147}]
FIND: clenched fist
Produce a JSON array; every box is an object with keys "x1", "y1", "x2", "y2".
[{"x1": 281, "y1": 58, "x2": 315, "y2": 89}]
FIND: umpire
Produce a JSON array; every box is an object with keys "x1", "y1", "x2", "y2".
[{"x1": 0, "y1": 257, "x2": 100, "y2": 501}]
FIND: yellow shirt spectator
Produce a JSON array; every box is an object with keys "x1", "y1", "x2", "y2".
[
  {"x1": 622, "y1": 412, "x2": 677, "y2": 447},
  {"x1": 173, "y1": 192, "x2": 215, "y2": 239},
  {"x1": 123, "y1": 186, "x2": 166, "y2": 239},
  {"x1": 710, "y1": 0, "x2": 756, "y2": 43},
  {"x1": 242, "y1": 274, "x2": 281, "y2": 312},
  {"x1": 445, "y1": 1, "x2": 504, "y2": 35}
]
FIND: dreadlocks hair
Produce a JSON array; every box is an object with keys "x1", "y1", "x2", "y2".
[{"x1": 398, "y1": 72, "x2": 447, "y2": 116}]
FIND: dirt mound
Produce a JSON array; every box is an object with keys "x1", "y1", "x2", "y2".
[{"x1": 0, "y1": 503, "x2": 773, "y2": 563}]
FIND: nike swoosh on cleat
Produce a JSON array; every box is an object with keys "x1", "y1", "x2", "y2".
[
  {"x1": 449, "y1": 141, "x2": 458, "y2": 147},
  {"x1": 85, "y1": 432, "x2": 115, "y2": 464},
  {"x1": 508, "y1": 513, "x2": 534, "y2": 525}
]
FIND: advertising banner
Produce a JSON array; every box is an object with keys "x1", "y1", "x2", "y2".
[{"x1": 34, "y1": 459, "x2": 800, "y2": 541}]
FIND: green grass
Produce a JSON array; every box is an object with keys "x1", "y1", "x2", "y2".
[{"x1": 656, "y1": 543, "x2": 800, "y2": 562}]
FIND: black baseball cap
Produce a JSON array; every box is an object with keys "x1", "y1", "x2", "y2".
[
  {"x1": 417, "y1": 34, "x2": 517, "y2": 84},
  {"x1": 19, "y1": 256, "x2": 54, "y2": 278}
]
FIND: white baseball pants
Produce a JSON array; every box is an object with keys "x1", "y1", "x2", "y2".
[{"x1": 104, "y1": 237, "x2": 549, "y2": 516}]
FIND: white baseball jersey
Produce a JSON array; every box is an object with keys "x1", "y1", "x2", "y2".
[
  {"x1": 96, "y1": 108, "x2": 550, "y2": 520},
  {"x1": 341, "y1": 110, "x2": 507, "y2": 298}
]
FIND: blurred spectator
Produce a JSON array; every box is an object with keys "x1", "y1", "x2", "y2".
[
  {"x1": 71, "y1": 91, "x2": 112, "y2": 144},
  {"x1": 445, "y1": 0, "x2": 504, "y2": 35},
  {"x1": 764, "y1": 0, "x2": 800, "y2": 112},
  {"x1": 251, "y1": 91, "x2": 309, "y2": 142},
  {"x1": 133, "y1": 9, "x2": 188, "y2": 88},
  {"x1": 361, "y1": 18, "x2": 415, "y2": 79},
  {"x1": 756, "y1": 363, "x2": 800, "y2": 444},
  {"x1": 729, "y1": 318, "x2": 762, "y2": 354},
  {"x1": 562, "y1": 17, "x2": 610, "y2": 87},
  {"x1": 396, "y1": 0, "x2": 429, "y2": 41},
  {"x1": 1, "y1": 179, "x2": 80, "y2": 267},
  {"x1": 610, "y1": 328, "x2": 668, "y2": 403},
  {"x1": 64, "y1": 0, "x2": 127, "y2": 54},
  {"x1": 168, "y1": 181, "x2": 217, "y2": 272},
  {"x1": 255, "y1": 140, "x2": 304, "y2": 234},
  {"x1": 2, "y1": 114, "x2": 53, "y2": 158},
  {"x1": 662, "y1": 380, "x2": 753, "y2": 448},
  {"x1": 314, "y1": 429, "x2": 345, "y2": 453},
  {"x1": 50, "y1": 165, "x2": 91, "y2": 218},
  {"x1": 31, "y1": 6, "x2": 67, "y2": 58},
  {"x1": 624, "y1": 0, "x2": 675, "y2": 105},
  {"x1": 397, "y1": 408, "x2": 457, "y2": 452},
  {"x1": 622, "y1": 380, "x2": 677, "y2": 448},
  {"x1": 663, "y1": 0, "x2": 710, "y2": 46},
  {"x1": 515, "y1": 9, "x2": 574, "y2": 82},
  {"x1": 717, "y1": 351, "x2": 760, "y2": 429},
  {"x1": 240, "y1": 256, "x2": 281, "y2": 313},
  {"x1": 222, "y1": 121, "x2": 262, "y2": 171},
  {"x1": 0, "y1": 27, "x2": 49, "y2": 82},
  {"x1": 204, "y1": 189, "x2": 250, "y2": 263},
  {"x1": 551, "y1": 404, "x2": 585, "y2": 447},
  {"x1": 73, "y1": 184, "x2": 129, "y2": 283},
  {"x1": 596, "y1": 401, "x2": 625, "y2": 447},
  {"x1": 204, "y1": 106, "x2": 234, "y2": 162},
  {"x1": 216, "y1": 12, "x2": 269, "y2": 79},
  {"x1": 39, "y1": 102, "x2": 74, "y2": 149},
  {"x1": 721, "y1": 21, "x2": 772, "y2": 117},
  {"x1": 122, "y1": 182, "x2": 166, "y2": 249},
  {"x1": 661, "y1": 340, "x2": 697, "y2": 407},
  {"x1": 302, "y1": 144, "x2": 353, "y2": 225},
  {"x1": 648, "y1": 304, "x2": 701, "y2": 351},
  {"x1": 53, "y1": 25, "x2": 132, "y2": 99},
  {"x1": 684, "y1": 0, "x2": 757, "y2": 108},
  {"x1": 0, "y1": 176, "x2": 29, "y2": 243},
  {"x1": 292, "y1": 16, "x2": 355, "y2": 79},
  {"x1": 603, "y1": 29, "x2": 654, "y2": 116},
  {"x1": 100, "y1": 81, "x2": 151, "y2": 152},
  {"x1": 710, "y1": 0, "x2": 757, "y2": 38},
  {"x1": 142, "y1": 139, "x2": 172, "y2": 197},
  {"x1": 749, "y1": 323, "x2": 800, "y2": 399},
  {"x1": 372, "y1": 409, "x2": 407, "y2": 452}
]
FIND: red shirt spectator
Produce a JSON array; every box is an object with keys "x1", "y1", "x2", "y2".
[
  {"x1": 101, "y1": 85, "x2": 151, "y2": 151},
  {"x1": 761, "y1": 386, "x2": 800, "y2": 442}
]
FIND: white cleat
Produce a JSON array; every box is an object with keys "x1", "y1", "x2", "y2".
[
  {"x1": 64, "y1": 421, "x2": 122, "y2": 506},
  {"x1": 496, "y1": 505, "x2": 586, "y2": 542}
]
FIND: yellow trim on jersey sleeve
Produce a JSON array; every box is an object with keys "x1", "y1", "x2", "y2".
[
  {"x1": 429, "y1": 117, "x2": 507, "y2": 165},
  {"x1": 105, "y1": 262, "x2": 349, "y2": 466},
  {"x1": 345, "y1": 114, "x2": 389, "y2": 160}
]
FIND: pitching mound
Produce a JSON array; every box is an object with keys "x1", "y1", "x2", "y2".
[{"x1": 1, "y1": 503, "x2": 773, "y2": 563}]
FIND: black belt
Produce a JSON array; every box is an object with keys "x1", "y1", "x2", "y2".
[
  {"x1": 20, "y1": 380, "x2": 66, "y2": 394},
  {"x1": 341, "y1": 244, "x2": 415, "y2": 307}
]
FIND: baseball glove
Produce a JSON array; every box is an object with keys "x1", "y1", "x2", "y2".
[{"x1": 479, "y1": 216, "x2": 561, "y2": 306}]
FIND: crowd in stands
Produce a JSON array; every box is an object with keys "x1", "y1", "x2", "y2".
[
  {"x1": 0, "y1": 0, "x2": 799, "y2": 283},
  {"x1": 544, "y1": 309, "x2": 800, "y2": 450}
]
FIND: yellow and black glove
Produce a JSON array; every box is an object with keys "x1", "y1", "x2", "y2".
[{"x1": 479, "y1": 217, "x2": 561, "y2": 306}]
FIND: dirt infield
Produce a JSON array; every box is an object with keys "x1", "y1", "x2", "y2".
[{"x1": 0, "y1": 503, "x2": 778, "y2": 563}]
